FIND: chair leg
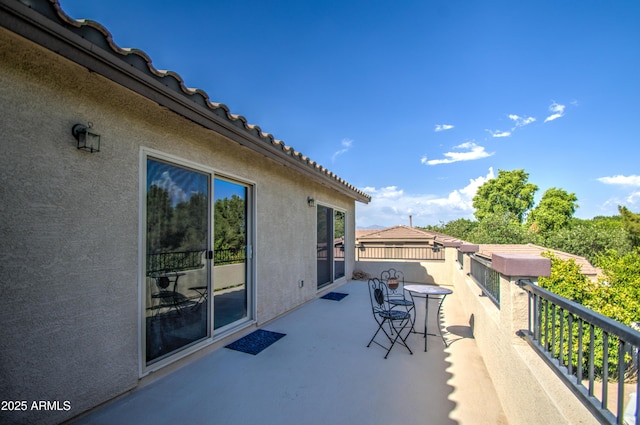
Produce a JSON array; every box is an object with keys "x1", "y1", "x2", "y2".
[
  {"x1": 367, "y1": 321, "x2": 386, "y2": 348},
  {"x1": 368, "y1": 318, "x2": 402, "y2": 358},
  {"x1": 390, "y1": 319, "x2": 413, "y2": 357},
  {"x1": 368, "y1": 314, "x2": 414, "y2": 358}
]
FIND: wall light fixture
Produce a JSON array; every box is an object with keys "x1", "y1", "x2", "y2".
[{"x1": 72, "y1": 122, "x2": 101, "y2": 153}]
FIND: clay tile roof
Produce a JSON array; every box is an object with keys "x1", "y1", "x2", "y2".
[
  {"x1": 477, "y1": 243, "x2": 601, "y2": 277},
  {"x1": 356, "y1": 225, "x2": 436, "y2": 242},
  {"x1": 13, "y1": 0, "x2": 370, "y2": 204}
]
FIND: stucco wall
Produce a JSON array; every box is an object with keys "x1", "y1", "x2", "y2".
[
  {"x1": 447, "y1": 249, "x2": 598, "y2": 425},
  {"x1": 355, "y1": 259, "x2": 445, "y2": 284},
  {"x1": 0, "y1": 28, "x2": 354, "y2": 424}
]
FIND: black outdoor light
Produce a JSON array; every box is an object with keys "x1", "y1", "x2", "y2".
[
  {"x1": 307, "y1": 196, "x2": 315, "y2": 207},
  {"x1": 72, "y1": 122, "x2": 101, "y2": 153}
]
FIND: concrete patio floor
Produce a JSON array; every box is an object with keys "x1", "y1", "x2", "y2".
[{"x1": 72, "y1": 280, "x2": 507, "y2": 425}]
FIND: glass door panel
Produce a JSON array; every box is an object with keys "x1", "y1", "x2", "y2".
[
  {"x1": 145, "y1": 159, "x2": 210, "y2": 365},
  {"x1": 333, "y1": 210, "x2": 345, "y2": 280},
  {"x1": 317, "y1": 205, "x2": 332, "y2": 288},
  {"x1": 213, "y1": 178, "x2": 248, "y2": 330}
]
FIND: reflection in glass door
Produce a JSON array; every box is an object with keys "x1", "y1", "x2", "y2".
[
  {"x1": 317, "y1": 205, "x2": 332, "y2": 288},
  {"x1": 334, "y1": 210, "x2": 345, "y2": 280},
  {"x1": 213, "y1": 178, "x2": 249, "y2": 330},
  {"x1": 145, "y1": 158, "x2": 210, "y2": 365}
]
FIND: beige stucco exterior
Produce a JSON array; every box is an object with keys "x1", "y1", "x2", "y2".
[{"x1": 0, "y1": 15, "x2": 361, "y2": 424}]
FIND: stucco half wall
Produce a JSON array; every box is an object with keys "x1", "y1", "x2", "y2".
[{"x1": 0, "y1": 24, "x2": 359, "y2": 424}]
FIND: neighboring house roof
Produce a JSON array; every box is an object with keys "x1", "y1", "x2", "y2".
[
  {"x1": 356, "y1": 225, "x2": 436, "y2": 243},
  {"x1": 477, "y1": 244, "x2": 601, "y2": 278},
  {"x1": 356, "y1": 225, "x2": 464, "y2": 247},
  {"x1": 1, "y1": 0, "x2": 370, "y2": 204},
  {"x1": 356, "y1": 225, "x2": 601, "y2": 278}
]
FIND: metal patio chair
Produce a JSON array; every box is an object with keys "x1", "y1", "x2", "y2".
[
  {"x1": 381, "y1": 268, "x2": 415, "y2": 329},
  {"x1": 149, "y1": 272, "x2": 193, "y2": 317},
  {"x1": 367, "y1": 278, "x2": 413, "y2": 359}
]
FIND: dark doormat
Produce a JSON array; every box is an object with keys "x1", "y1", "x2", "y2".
[
  {"x1": 321, "y1": 292, "x2": 348, "y2": 301},
  {"x1": 225, "y1": 329, "x2": 286, "y2": 355}
]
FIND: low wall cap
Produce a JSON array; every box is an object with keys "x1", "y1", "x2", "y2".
[
  {"x1": 492, "y1": 253, "x2": 551, "y2": 277},
  {"x1": 459, "y1": 244, "x2": 479, "y2": 253}
]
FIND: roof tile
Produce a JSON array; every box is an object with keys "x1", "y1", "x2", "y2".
[{"x1": 39, "y1": 0, "x2": 370, "y2": 203}]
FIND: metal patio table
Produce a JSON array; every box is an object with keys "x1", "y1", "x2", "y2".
[{"x1": 404, "y1": 284, "x2": 452, "y2": 352}]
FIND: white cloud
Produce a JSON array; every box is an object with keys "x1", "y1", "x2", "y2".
[
  {"x1": 152, "y1": 171, "x2": 187, "y2": 205},
  {"x1": 435, "y1": 124, "x2": 454, "y2": 132},
  {"x1": 486, "y1": 129, "x2": 512, "y2": 138},
  {"x1": 356, "y1": 168, "x2": 495, "y2": 227},
  {"x1": 362, "y1": 185, "x2": 404, "y2": 198},
  {"x1": 331, "y1": 138, "x2": 353, "y2": 162},
  {"x1": 597, "y1": 175, "x2": 640, "y2": 186},
  {"x1": 424, "y1": 142, "x2": 493, "y2": 165},
  {"x1": 595, "y1": 175, "x2": 640, "y2": 216},
  {"x1": 626, "y1": 192, "x2": 640, "y2": 204},
  {"x1": 544, "y1": 101, "x2": 566, "y2": 122},
  {"x1": 508, "y1": 114, "x2": 536, "y2": 127},
  {"x1": 485, "y1": 114, "x2": 535, "y2": 138}
]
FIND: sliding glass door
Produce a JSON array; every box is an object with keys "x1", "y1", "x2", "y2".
[
  {"x1": 143, "y1": 154, "x2": 253, "y2": 368},
  {"x1": 333, "y1": 210, "x2": 345, "y2": 280},
  {"x1": 145, "y1": 158, "x2": 210, "y2": 365},
  {"x1": 213, "y1": 178, "x2": 249, "y2": 330},
  {"x1": 317, "y1": 205, "x2": 346, "y2": 289}
]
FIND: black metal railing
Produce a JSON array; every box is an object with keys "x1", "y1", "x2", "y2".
[
  {"x1": 146, "y1": 248, "x2": 246, "y2": 274},
  {"x1": 518, "y1": 279, "x2": 640, "y2": 425},
  {"x1": 469, "y1": 255, "x2": 500, "y2": 307},
  {"x1": 146, "y1": 250, "x2": 205, "y2": 275},
  {"x1": 457, "y1": 249, "x2": 464, "y2": 269},
  {"x1": 214, "y1": 247, "x2": 246, "y2": 265},
  {"x1": 356, "y1": 245, "x2": 445, "y2": 261}
]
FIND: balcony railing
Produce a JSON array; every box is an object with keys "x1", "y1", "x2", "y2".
[
  {"x1": 214, "y1": 247, "x2": 246, "y2": 265},
  {"x1": 356, "y1": 245, "x2": 445, "y2": 261},
  {"x1": 146, "y1": 250, "x2": 205, "y2": 275},
  {"x1": 146, "y1": 248, "x2": 246, "y2": 275},
  {"x1": 518, "y1": 279, "x2": 640, "y2": 425},
  {"x1": 469, "y1": 254, "x2": 500, "y2": 307}
]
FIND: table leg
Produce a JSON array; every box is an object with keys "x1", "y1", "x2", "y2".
[
  {"x1": 437, "y1": 295, "x2": 449, "y2": 348},
  {"x1": 424, "y1": 295, "x2": 429, "y2": 352}
]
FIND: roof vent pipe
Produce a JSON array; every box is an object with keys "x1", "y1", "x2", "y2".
[{"x1": 409, "y1": 215, "x2": 413, "y2": 227}]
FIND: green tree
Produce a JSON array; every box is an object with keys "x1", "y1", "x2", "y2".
[
  {"x1": 618, "y1": 206, "x2": 640, "y2": 248},
  {"x1": 173, "y1": 192, "x2": 208, "y2": 251},
  {"x1": 527, "y1": 188, "x2": 578, "y2": 234},
  {"x1": 473, "y1": 169, "x2": 538, "y2": 224},
  {"x1": 538, "y1": 251, "x2": 595, "y2": 305},
  {"x1": 423, "y1": 218, "x2": 478, "y2": 240},
  {"x1": 214, "y1": 194, "x2": 246, "y2": 251},
  {"x1": 146, "y1": 185, "x2": 173, "y2": 253},
  {"x1": 544, "y1": 219, "x2": 631, "y2": 266},
  {"x1": 591, "y1": 249, "x2": 640, "y2": 325},
  {"x1": 334, "y1": 210, "x2": 345, "y2": 239},
  {"x1": 467, "y1": 212, "x2": 539, "y2": 244}
]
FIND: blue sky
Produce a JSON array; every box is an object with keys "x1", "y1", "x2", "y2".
[
  {"x1": 60, "y1": 0, "x2": 640, "y2": 228},
  {"x1": 147, "y1": 160, "x2": 246, "y2": 205}
]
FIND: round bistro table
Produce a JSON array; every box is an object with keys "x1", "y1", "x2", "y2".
[{"x1": 404, "y1": 284, "x2": 453, "y2": 352}]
